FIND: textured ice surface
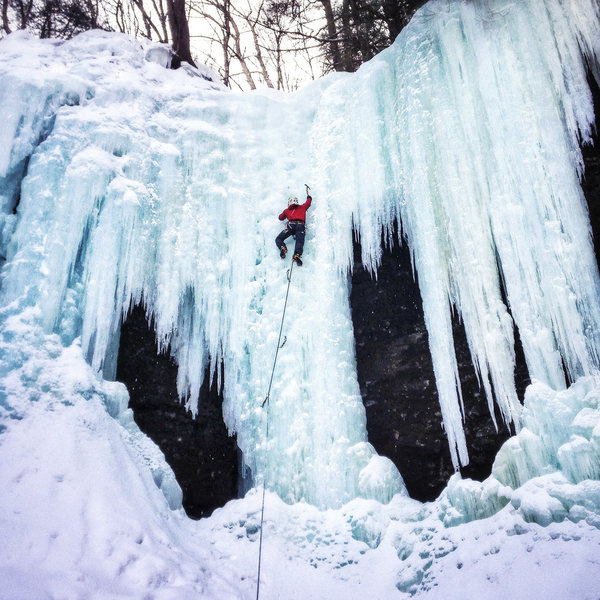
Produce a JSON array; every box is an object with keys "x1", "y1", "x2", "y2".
[
  {"x1": 1, "y1": 0, "x2": 600, "y2": 506},
  {"x1": 2, "y1": 0, "x2": 600, "y2": 597},
  {"x1": 440, "y1": 378, "x2": 600, "y2": 527}
]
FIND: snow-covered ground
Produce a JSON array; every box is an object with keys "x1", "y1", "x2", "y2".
[
  {"x1": 2, "y1": 0, "x2": 600, "y2": 597},
  {"x1": 2, "y1": 328, "x2": 600, "y2": 599},
  {"x1": 1, "y1": 317, "x2": 599, "y2": 599}
]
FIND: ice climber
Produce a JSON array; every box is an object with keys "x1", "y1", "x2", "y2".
[{"x1": 275, "y1": 186, "x2": 312, "y2": 267}]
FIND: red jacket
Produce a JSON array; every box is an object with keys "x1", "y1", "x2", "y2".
[{"x1": 279, "y1": 196, "x2": 312, "y2": 223}]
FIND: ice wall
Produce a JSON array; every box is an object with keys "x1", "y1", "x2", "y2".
[
  {"x1": 1, "y1": 0, "x2": 600, "y2": 508},
  {"x1": 311, "y1": 0, "x2": 600, "y2": 465}
]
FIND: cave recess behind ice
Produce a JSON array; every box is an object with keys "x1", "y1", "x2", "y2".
[
  {"x1": 116, "y1": 305, "x2": 238, "y2": 519},
  {"x1": 351, "y1": 234, "x2": 529, "y2": 501}
]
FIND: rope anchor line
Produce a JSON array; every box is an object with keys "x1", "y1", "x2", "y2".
[
  {"x1": 261, "y1": 266, "x2": 294, "y2": 409},
  {"x1": 256, "y1": 261, "x2": 295, "y2": 600}
]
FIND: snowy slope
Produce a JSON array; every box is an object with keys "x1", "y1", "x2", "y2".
[{"x1": 1, "y1": 0, "x2": 600, "y2": 597}]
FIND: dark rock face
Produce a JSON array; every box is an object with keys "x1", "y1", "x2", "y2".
[
  {"x1": 116, "y1": 306, "x2": 239, "y2": 519},
  {"x1": 351, "y1": 236, "x2": 528, "y2": 502},
  {"x1": 583, "y1": 75, "x2": 600, "y2": 261},
  {"x1": 115, "y1": 74, "x2": 600, "y2": 515}
]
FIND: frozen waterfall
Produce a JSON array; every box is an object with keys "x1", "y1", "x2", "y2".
[{"x1": 1, "y1": 0, "x2": 600, "y2": 509}]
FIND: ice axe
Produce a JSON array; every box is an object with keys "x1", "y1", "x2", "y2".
[{"x1": 305, "y1": 183, "x2": 311, "y2": 196}]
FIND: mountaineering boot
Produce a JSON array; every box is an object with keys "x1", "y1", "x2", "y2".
[
  {"x1": 280, "y1": 246, "x2": 287, "y2": 259},
  {"x1": 293, "y1": 254, "x2": 303, "y2": 266}
]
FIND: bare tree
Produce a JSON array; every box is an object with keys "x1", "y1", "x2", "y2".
[
  {"x1": 8, "y1": 0, "x2": 35, "y2": 30},
  {"x1": 311, "y1": 0, "x2": 427, "y2": 74},
  {"x1": 244, "y1": 0, "x2": 324, "y2": 90},
  {"x1": 1, "y1": 0, "x2": 426, "y2": 89},
  {"x1": 235, "y1": 0, "x2": 273, "y2": 88},
  {"x1": 129, "y1": 0, "x2": 163, "y2": 39},
  {"x1": 2, "y1": 0, "x2": 106, "y2": 38},
  {"x1": 2, "y1": 0, "x2": 11, "y2": 32},
  {"x1": 228, "y1": 11, "x2": 256, "y2": 88},
  {"x1": 166, "y1": 0, "x2": 195, "y2": 65},
  {"x1": 190, "y1": 0, "x2": 268, "y2": 88},
  {"x1": 318, "y1": 0, "x2": 341, "y2": 71},
  {"x1": 102, "y1": 0, "x2": 196, "y2": 67},
  {"x1": 188, "y1": 0, "x2": 231, "y2": 84}
]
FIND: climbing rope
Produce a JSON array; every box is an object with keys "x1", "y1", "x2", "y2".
[{"x1": 256, "y1": 261, "x2": 295, "y2": 600}]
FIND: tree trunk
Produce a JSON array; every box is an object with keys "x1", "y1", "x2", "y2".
[
  {"x1": 221, "y1": 0, "x2": 231, "y2": 86},
  {"x1": 16, "y1": 0, "x2": 35, "y2": 29},
  {"x1": 339, "y1": 0, "x2": 353, "y2": 71},
  {"x1": 381, "y1": 0, "x2": 403, "y2": 41},
  {"x1": 230, "y1": 14, "x2": 256, "y2": 89},
  {"x1": 151, "y1": 0, "x2": 169, "y2": 42},
  {"x1": 318, "y1": 0, "x2": 342, "y2": 72},
  {"x1": 383, "y1": 0, "x2": 427, "y2": 41},
  {"x1": 166, "y1": 0, "x2": 196, "y2": 67},
  {"x1": 247, "y1": 13, "x2": 273, "y2": 88},
  {"x1": 349, "y1": 0, "x2": 372, "y2": 63},
  {"x1": 132, "y1": 0, "x2": 159, "y2": 40},
  {"x1": 2, "y1": 0, "x2": 10, "y2": 32}
]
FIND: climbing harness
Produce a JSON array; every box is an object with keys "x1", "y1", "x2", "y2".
[{"x1": 256, "y1": 262, "x2": 295, "y2": 600}]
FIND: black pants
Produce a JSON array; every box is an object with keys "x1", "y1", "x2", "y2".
[{"x1": 275, "y1": 222, "x2": 306, "y2": 256}]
